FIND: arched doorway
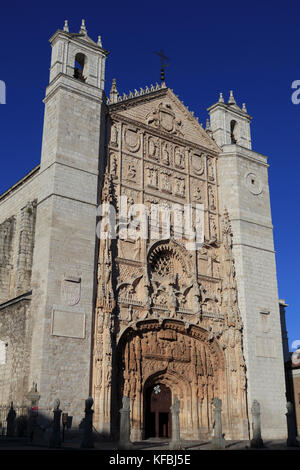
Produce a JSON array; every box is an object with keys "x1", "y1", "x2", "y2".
[
  {"x1": 115, "y1": 319, "x2": 229, "y2": 441},
  {"x1": 144, "y1": 383, "x2": 172, "y2": 439}
]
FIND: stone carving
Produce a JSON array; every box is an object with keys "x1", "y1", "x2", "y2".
[
  {"x1": 146, "y1": 102, "x2": 183, "y2": 136},
  {"x1": 193, "y1": 185, "x2": 203, "y2": 202},
  {"x1": 124, "y1": 127, "x2": 140, "y2": 153},
  {"x1": 15, "y1": 201, "x2": 37, "y2": 296},
  {"x1": 80, "y1": 397, "x2": 94, "y2": 449},
  {"x1": 174, "y1": 146, "x2": 185, "y2": 169},
  {"x1": 162, "y1": 142, "x2": 171, "y2": 166},
  {"x1": 110, "y1": 154, "x2": 118, "y2": 179},
  {"x1": 6, "y1": 402, "x2": 16, "y2": 437},
  {"x1": 0, "y1": 217, "x2": 15, "y2": 302},
  {"x1": 169, "y1": 397, "x2": 182, "y2": 449},
  {"x1": 147, "y1": 136, "x2": 160, "y2": 161},
  {"x1": 207, "y1": 157, "x2": 215, "y2": 182},
  {"x1": 26, "y1": 382, "x2": 40, "y2": 407},
  {"x1": 126, "y1": 162, "x2": 137, "y2": 181},
  {"x1": 92, "y1": 110, "x2": 249, "y2": 441},
  {"x1": 118, "y1": 396, "x2": 133, "y2": 449},
  {"x1": 209, "y1": 215, "x2": 218, "y2": 241},
  {"x1": 160, "y1": 170, "x2": 172, "y2": 193},
  {"x1": 123, "y1": 188, "x2": 138, "y2": 207},
  {"x1": 61, "y1": 276, "x2": 81, "y2": 306},
  {"x1": 49, "y1": 399, "x2": 62, "y2": 448},
  {"x1": 116, "y1": 321, "x2": 226, "y2": 440},
  {"x1": 191, "y1": 153, "x2": 204, "y2": 176},
  {"x1": 211, "y1": 397, "x2": 226, "y2": 449},
  {"x1": 245, "y1": 172, "x2": 262, "y2": 195},
  {"x1": 146, "y1": 165, "x2": 158, "y2": 188},
  {"x1": 208, "y1": 185, "x2": 216, "y2": 211},
  {"x1": 110, "y1": 122, "x2": 119, "y2": 148},
  {"x1": 174, "y1": 176, "x2": 185, "y2": 198},
  {"x1": 250, "y1": 400, "x2": 263, "y2": 448}
]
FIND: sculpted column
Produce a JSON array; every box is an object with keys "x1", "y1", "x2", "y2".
[
  {"x1": 169, "y1": 397, "x2": 182, "y2": 450},
  {"x1": 211, "y1": 398, "x2": 226, "y2": 449},
  {"x1": 250, "y1": 400, "x2": 263, "y2": 448},
  {"x1": 118, "y1": 397, "x2": 133, "y2": 449}
]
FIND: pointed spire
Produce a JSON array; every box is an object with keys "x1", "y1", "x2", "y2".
[
  {"x1": 79, "y1": 19, "x2": 87, "y2": 36},
  {"x1": 109, "y1": 78, "x2": 119, "y2": 104},
  {"x1": 97, "y1": 35, "x2": 102, "y2": 47},
  {"x1": 242, "y1": 102, "x2": 247, "y2": 113},
  {"x1": 228, "y1": 90, "x2": 236, "y2": 104},
  {"x1": 63, "y1": 20, "x2": 69, "y2": 32},
  {"x1": 206, "y1": 118, "x2": 213, "y2": 137},
  {"x1": 219, "y1": 92, "x2": 224, "y2": 103}
]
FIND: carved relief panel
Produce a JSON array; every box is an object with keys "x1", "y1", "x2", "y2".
[
  {"x1": 146, "y1": 135, "x2": 160, "y2": 162},
  {"x1": 191, "y1": 151, "x2": 205, "y2": 178},
  {"x1": 123, "y1": 126, "x2": 141, "y2": 155},
  {"x1": 122, "y1": 155, "x2": 141, "y2": 186},
  {"x1": 110, "y1": 121, "x2": 120, "y2": 149},
  {"x1": 146, "y1": 102, "x2": 184, "y2": 137}
]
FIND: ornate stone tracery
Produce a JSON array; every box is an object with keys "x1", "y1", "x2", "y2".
[{"x1": 92, "y1": 93, "x2": 249, "y2": 441}]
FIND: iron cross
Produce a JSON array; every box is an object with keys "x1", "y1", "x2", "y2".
[{"x1": 155, "y1": 49, "x2": 169, "y2": 82}]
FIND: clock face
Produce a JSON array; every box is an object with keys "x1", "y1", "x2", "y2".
[{"x1": 245, "y1": 172, "x2": 263, "y2": 195}]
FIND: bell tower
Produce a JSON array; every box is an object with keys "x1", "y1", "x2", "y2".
[
  {"x1": 28, "y1": 20, "x2": 108, "y2": 424},
  {"x1": 207, "y1": 92, "x2": 287, "y2": 439},
  {"x1": 208, "y1": 91, "x2": 252, "y2": 149}
]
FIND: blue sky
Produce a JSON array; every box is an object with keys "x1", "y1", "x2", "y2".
[{"x1": 0, "y1": 1, "x2": 299, "y2": 349}]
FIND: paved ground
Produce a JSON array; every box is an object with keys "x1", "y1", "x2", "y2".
[{"x1": 0, "y1": 436, "x2": 300, "y2": 451}]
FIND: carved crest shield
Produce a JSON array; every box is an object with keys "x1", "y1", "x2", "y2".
[
  {"x1": 61, "y1": 277, "x2": 81, "y2": 306},
  {"x1": 160, "y1": 109, "x2": 174, "y2": 132}
]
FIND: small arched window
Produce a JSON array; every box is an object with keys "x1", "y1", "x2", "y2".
[
  {"x1": 74, "y1": 53, "x2": 87, "y2": 82},
  {"x1": 230, "y1": 120, "x2": 238, "y2": 144}
]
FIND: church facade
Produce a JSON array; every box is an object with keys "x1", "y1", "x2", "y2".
[{"x1": 0, "y1": 21, "x2": 288, "y2": 440}]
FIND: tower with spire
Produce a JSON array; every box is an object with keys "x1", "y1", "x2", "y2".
[
  {"x1": 28, "y1": 20, "x2": 109, "y2": 422},
  {"x1": 0, "y1": 23, "x2": 288, "y2": 442},
  {"x1": 207, "y1": 90, "x2": 252, "y2": 149},
  {"x1": 207, "y1": 90, "x2": 287, "y2": 440}
]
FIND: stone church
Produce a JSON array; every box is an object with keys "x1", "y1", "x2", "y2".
[{"x1": 0, "y1": 20, "x2": 288, "y2": 440}]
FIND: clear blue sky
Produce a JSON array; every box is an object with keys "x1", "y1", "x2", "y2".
[{"x1": 0, "y1": 1, "x2": 299, "y2": 349}]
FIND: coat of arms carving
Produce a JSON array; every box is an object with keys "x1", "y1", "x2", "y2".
[
  {"x1": 146, "y1": 102, "x2": 183, "y2": 136},
  {"x1": 61, "y1": 276, "x2": 81, "y2": 306}
]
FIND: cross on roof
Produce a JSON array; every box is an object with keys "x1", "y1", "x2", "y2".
[{"x1": 155, "y1": 49, "x2": 169, "y2": 83}]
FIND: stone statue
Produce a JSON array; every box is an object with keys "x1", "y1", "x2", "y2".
[
  {"x1": 49, "y1": 399, "x2": 62, "y2": 448},
  {"x1": 6, "y1": 402, "x2": 16, "y2": 437},
  {"x1": 80, "y1": 397, "x2": 94, "y2": 449}
]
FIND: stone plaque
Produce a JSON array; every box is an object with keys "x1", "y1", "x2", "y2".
[
  {"x1": 51, "y1": 310, "x2": 86, "y2": 339},
  {"x1": 255, "y1": 336, "x2": 276, "y2": 358}
]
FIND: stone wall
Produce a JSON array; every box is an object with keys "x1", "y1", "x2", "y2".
[
  {"x1": 291, "y1": 368, "x2": 300, "y2": 435},
  {"x1": 0, "y1": 166, "x2": 40, "y2": 303},
  {"x1": 0, "y1": 217, "x2": 15, "y2": 303},
  {"x1": 217, "y1": 144, "x2": 287, "y2": 439},
  {"x1": 0, "y1": 297, "x2": 32, "y2": 406}
]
